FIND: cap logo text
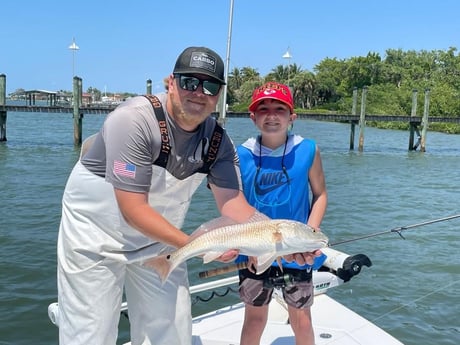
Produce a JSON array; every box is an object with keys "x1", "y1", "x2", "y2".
[
  {"x1": 190, "y1": 52, "x2": 216, "y2": 73},
  {"x1": 256, "y1": 83, "x2": 288, "y2": 96}
]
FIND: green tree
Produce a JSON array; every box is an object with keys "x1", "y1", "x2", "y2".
[
  {"x1": 344, "y1": 52, "x2": 382, "y2": 90},
  {"x1": 291, "y1": 71, "x2": 317, "y2": 109},
  {"x1": 240, "y1": 67, "x2": 260, "y2": 82},
  {"x1": 314, "y1": 57, "x2": 346, "y2": 105}
]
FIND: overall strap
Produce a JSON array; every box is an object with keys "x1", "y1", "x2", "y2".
[
  {"x1": 143, "y1": 95, "x2": 170, "y2": 168},
  {"x1": 143, "y1": 95, "x2": 224, "y2": 173},
  {"x1": 197, "y1": 122, "x2": 224, "y2": 174}
]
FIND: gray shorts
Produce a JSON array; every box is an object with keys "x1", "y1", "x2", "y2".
[{"x1": 239, "y1": 268, "x2": 313, "y2": 309}]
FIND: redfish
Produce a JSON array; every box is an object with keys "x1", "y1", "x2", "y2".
[{"x1": 144, "y1": 219, "x2": 328, "y2": 282}]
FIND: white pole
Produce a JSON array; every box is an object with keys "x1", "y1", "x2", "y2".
[
  {"x1": 68, "y1": 38, "x2": 80, "y2": 78},
  {"x1": 282, "y1": 47, "x2": 292, "y2": 88},
  {"x1": 218, "y1": 0, "x2": 234, "y2": 127}
]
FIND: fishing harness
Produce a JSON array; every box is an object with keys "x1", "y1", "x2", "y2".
[{"x1": 144, "y1": 94, "x2": 224, "y2": 174}]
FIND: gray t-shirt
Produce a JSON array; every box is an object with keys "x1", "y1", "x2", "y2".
[{"x1": 81, "y1": 93, "x2": 241, "y2": 193}]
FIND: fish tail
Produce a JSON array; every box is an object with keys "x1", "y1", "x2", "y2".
[{"x1": 143, "y1": 254, "x2": 172, "y2": 283}]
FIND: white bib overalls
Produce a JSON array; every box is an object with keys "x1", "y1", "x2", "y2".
[{"x1": 58, "y1": 162, "x2": 206, "y2": 345}]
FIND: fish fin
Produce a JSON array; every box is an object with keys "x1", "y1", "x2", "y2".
[
  {"x1": 256, "y1": 253, "x2": 277, "y2": 275},
  {"x1": 189, "y1": 216, "x2": 238, "y2": 241},
  {"x1": 272, "y1": 230, "x2": 283, "y2": 243},
  {"x1": 202, "y1": 251, "x2": 224, "y2": 264},
  {"x1": 143, "y1": 254, "x2": 173, "y2": 283}
]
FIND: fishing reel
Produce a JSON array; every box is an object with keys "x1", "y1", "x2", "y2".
[
  {"x1": 262, "y1": 267, "x2": 312, "y2": 289},
  {"x1": 263, "y1": 274, "x2": 297, "y2": 288},
  {"x1": 320, "y1": 248, "x2": 372, "y2": 282}
]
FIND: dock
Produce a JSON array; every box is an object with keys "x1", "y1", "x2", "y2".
[
  {"x1": 1, "y1": 74, "x2": 459, "y2": 151},
  {"x1": 1, "y1": 104, "x2": 117, "y2": 115},
  {"x1": 3, "y1": 105, "x2": 460, "y2": 125}
]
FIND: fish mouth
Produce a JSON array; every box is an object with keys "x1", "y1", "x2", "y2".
[{"x1": 314, "y1": 238, "x2": 329, "y2": 248}]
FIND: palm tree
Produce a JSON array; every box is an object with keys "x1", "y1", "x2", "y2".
[
  {"x1": 240, "y1": 67, "x2": 260, "y2": 82},
  {"x1": 266, "y1": 65, "x2": 287, "y2": 82},
  {"x1": 292, "y1": 71, "x2": 317, "y2": 109},
  {"x1": 229, "y1": 67, "x2": 243, "y2": 89}
]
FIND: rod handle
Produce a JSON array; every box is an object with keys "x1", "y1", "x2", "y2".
[{"x1": 198, "y1": 261, "x2": 249, "y2": 279}]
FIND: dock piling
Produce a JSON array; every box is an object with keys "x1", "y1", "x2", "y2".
[
  {"x1": 146, "y1": 79, "x2": 152, "y2": 95},
  {"x1": 0, "y1": 74, "x2": 6, "y2": 142},
  {"x1": 420, "y1": 89, "x2": 430, "y2": 152},
  {"x1": 349, "y1": 87, "x2": 358, "y2": 150},
  {"x1": 408, "y1": 89, "x2": 418, "y2": 150},
  {"x1": 73, "y1": 76, "x2": 83, "y2": 146},
  {"x1": 358, "y1": 86, "x2": 368, "y2": 152}
]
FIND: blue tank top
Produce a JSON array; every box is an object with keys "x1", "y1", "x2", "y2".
[{"x1": 237, "y1": 134, "x2": 319, "y2": 269}]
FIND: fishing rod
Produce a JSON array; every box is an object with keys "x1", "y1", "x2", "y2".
[
  {"x1": 198, "y1": 213, "x2": 460, "y2": 279},
  {"x1": 329, "y1": 213, "x2": 460, "y2": 246}
]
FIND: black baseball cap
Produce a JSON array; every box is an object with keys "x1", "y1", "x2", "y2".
[{"x1": 173, "y1": 46, "x2": 226, "y2": 84}]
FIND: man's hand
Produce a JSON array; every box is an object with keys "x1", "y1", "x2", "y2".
[{"x1": 283, "y1": 249, "x2": 323, "y2": 266}]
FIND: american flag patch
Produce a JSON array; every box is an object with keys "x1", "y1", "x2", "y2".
[{"x1": 113, "y1": 160, "x2": 136, "y2": 178}]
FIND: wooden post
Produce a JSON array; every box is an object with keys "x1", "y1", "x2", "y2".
[
  {"x1": 408, "y1": 89, "x2": 418, "y2": 150},
  {"x1": 146, "y1": 79, "x2": 152, "y2": 95},
  {"x1": 358, "y1": 86, "x2": 368, "y2": 152},
  {"x1": 349, "y1": 87, "x2": 358, "y2": 150},
  {"x1": 420, "y1": 88, "x2": 430, "y2": 152},
  {"x1": 73, "y1": 76, "x2": 83, "y2": 146},
  {"x1": 0, "y1": 74, "x2": 6, "y2": 141}
]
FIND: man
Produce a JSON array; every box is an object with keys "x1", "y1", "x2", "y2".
[{"x1": 57, "y1": 46, "x2": 258, "y2": 345}]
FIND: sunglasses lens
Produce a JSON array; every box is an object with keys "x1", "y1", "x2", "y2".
[
  {"x1": 179, "y1": 76, "x2": 200, "y2": 91},
  {"x1": 177, "y1": 75, "x2": 221, "y2": 96},
  {"x1": 202, "y1": 81, "x2": 221, "y2": 96}
]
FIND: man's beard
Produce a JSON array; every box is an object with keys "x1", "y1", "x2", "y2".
[{"x1": 169, "y1": 92, "x2": 207, "y2": 130}]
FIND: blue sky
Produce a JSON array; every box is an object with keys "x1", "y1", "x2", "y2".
[{"x1": 1, "y1": 0, "x2": 459, "y2": 95}]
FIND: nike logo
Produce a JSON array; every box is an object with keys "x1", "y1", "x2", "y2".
[{"x1": 254, "y1": 171, "x2": 290, "y2": 196}]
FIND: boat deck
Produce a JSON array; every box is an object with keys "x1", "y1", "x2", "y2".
[{"x1": 192, "y1": 292, "x2": 404, "y2": 345}]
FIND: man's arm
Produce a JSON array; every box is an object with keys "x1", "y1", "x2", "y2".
[{"x1": 114, "y1": 188, "x2": 189, "y2": 249}]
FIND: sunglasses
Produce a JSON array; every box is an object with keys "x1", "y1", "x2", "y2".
[{"x1": 175, "y1": 74, "x2": 222, "y2": 96}]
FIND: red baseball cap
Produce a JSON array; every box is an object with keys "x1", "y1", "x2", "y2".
[{"x1": 248, "y1": 82, "x2": 293, "y2": 113}]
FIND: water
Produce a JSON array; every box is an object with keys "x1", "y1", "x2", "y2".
[{"x1": 1, "y1": 110, "x2": 459, "y2": 345}]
